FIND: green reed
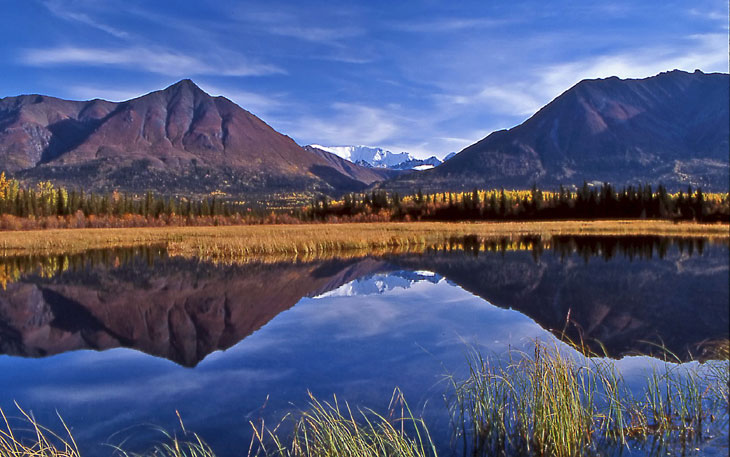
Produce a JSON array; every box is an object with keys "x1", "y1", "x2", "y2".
[
  {"x1": 247, "y1": 389, "x2": 437, "y2": 457},
  {"x1": 446, "y1": 342, "x2": 729, "y2": 457}
]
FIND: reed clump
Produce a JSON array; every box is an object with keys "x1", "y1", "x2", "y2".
[
  {"x1": 447, "y1": 343, "x2": 729, "y2": 457},
  {"x1": 0, "y1": 405, "x2": 80, "y2": 457},
  {"x1": 247, "y1": 389, "x2": 437, "y2": 457}
]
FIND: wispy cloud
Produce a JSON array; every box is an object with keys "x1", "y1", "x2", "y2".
[
  {"x1": 437, "y1": 32, "x2": 729, "y2": 122},
  {"x1": 268, "y1": 25, "x2": 363, "y2": 46},
  {"x1": 689, "y1": 5, "x2": 729, "y2": 23},
  {"x1": 67, "y1": 85, "x2": 152, "y2": 102},
  {"x1": 235, "y1": 8, "x2": 364, "y2": 47},
  {"x1": 43, "y1": 0, "x2": 129, "y2": 38},
  {"x1": 21, "y1": 46, "x2": 285, "y2": 77},
  {"x1": 290, "y1": 102, "x2": 401, "y2": 146},
  {"x1": 540, "y1": 32, "x2": 728, "y2": 96},
  {"x1": 196, "y1": 83, "x2": 286, "y2": 116},
  {"x1": 394, "y1": 17, "x2": 512, "y2": 33}
]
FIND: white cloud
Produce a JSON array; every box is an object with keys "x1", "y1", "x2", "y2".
[
  {"x1": 67, "y1": 85, "x2": 152, "y2": 102},
  {"x1": 196, "y1": 83, "x2": 285, "y2": 116},
  {"x1": 21, "y1": 46, "x2": 285, "y2": 77},
  {"x1": 288, "y1": 102, "x2": 401, "y2": 146},
  {"x1": 269, "y1": 25, "x2": 363, "y2": 46},
  {"x1": 43, "y1": 0, "x2": 129, "y2": 38},
  {"x1": 689, "y1": 6, "x2": 729, "y2": 23},
  {"x1": 235, "y1": 8, "x2": 364, "y2": 47},
  {"x1": 436, "y1": 32, "x2": 729, "y2": 124},
  {"x1": 394, "y1": 17, "x2": 512, "y2": 33},
  {"x1": 540, "y1": 33, "x2": 728, "y2": 96}
]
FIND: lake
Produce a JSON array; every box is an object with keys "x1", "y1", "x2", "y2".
[{"x1": 0, "y1": 236, "x2": 728, "y2": 456}]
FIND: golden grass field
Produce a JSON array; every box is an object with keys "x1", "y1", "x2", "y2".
[{"x1": 0, "y1": 220, "x2": 727, "y2": 261}]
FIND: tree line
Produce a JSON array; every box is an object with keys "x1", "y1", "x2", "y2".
[
  {"x1": 307, "y1": 183, "x2": 729, "y2": 223},
  {"x1": 0, "y1": 173, "x2": 727, "y2": 229}
]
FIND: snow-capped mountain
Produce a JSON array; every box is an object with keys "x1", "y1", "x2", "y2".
[{"x1": 308, "y1": 145, "x2": 445, "y2": 171}]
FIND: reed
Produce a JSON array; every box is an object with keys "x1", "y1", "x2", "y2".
[
  {"x1": 247, "y1": 389, "x2": 436, "y2": 457},
  {"x1": 0, "y1": 220, "x2": 726, "y2": 258},
  {"x1": 0, "y1": 405, "x2": 80, "y2": 457},
  {"x1": 446, "y1": 343, "x2": 729, "y2": 457}
]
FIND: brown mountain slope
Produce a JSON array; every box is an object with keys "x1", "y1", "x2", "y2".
[
  {"x1": 0, "y1": 80, "x2": 386, "y2": 195},
  {"x1": 383, "y1": 70, "x2": 729, "y2": 192}
]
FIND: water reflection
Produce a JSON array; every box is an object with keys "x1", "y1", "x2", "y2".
[
  {"x1": 0, "y1": 237, "x2": 726, "y2": 365},
  {"x1": 0, "y1": 237, "x2": 727, "y2": 456}
]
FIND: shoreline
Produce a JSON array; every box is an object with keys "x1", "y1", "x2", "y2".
[{"x1": 0, "y1": 220, "x2": 727, "y2": 258}]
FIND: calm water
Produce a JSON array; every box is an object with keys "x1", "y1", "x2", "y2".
[{"x1": 0, "y1": 237, "x2": 727, "y2": 456}]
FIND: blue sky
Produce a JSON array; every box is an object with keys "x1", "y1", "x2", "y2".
[{"x1": 1, "y1": 0, "x2": 727, "y2": 159}]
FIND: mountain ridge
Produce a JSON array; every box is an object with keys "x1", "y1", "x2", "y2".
[
  {"x1": 382, "y1": 70, "x2": 729, "y2": 192},
  {"x1": 0, "y1": 80, "x2": 389, "y2": 196},
  {"x1": 308, "y1": 144, "x2": 445, "y2": 170}
]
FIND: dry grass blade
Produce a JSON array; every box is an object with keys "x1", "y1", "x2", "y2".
[{"x1": 0, "y1": 404, "x2": 81, "y2": 457}]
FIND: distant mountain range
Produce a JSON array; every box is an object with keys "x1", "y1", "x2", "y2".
[
  {"x1": 0, "y1": 70, "x2": 727, "y2": 196},
  {"x1": 384, "y1": 70, "x2": 729, "y2": 192},
  {"x1": 0, "y1": 80, "x2": 389, "y2": 195},
  {"x1": 307, "y1": 144, "x2": 448, "y2": 171}
]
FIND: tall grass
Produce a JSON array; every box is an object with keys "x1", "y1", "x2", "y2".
[
  {"x1": 0, "y1": 405, "x2": 80, "y2": 457},
  {"x1": 446, "y1": 342, "x2": 729, "y2": 457},
  {"x1": 247, "y1": 389, "x2": 437, "y2": 457},
  {"x1": 0, "y1": 220, "x2": 726, "y2": 258}
]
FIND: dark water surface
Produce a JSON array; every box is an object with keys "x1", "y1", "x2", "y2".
[{"x1": 0, "y1": 237, "x2": 728, "y2": 456}]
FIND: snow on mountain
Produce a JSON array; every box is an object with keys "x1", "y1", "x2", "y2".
[{"x1": 309, "y1": 144, "x2": 444, "y2": 171}]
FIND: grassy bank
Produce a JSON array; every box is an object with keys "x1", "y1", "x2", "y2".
[{"x1": 0, "y1": 220, "x2": 727, "y2": 259}]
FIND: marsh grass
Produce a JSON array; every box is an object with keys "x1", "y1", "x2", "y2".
[
  {"x1": 0, "y1": 221, "x2": 726, "y2": 258},
  {"x1": 247, "y1": 389, "x2": 437, "y2": 457},
  {"x1": 111, "y1": 416, "x2": 216, "y2": 457},
  {"x1": 0, "y1": 405, "x2": 80, "y2": 457},
  {"x1": 447, "y1": 343, "x2": 729, "y2": 457}
]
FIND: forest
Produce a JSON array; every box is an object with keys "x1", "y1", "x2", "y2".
[{"x1": 0, "y1": 172, "x2": 727, "y2": 230}]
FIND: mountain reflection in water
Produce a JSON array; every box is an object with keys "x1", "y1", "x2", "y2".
[{"x1": 0, "y1": 236, "x2": 726, "y2": 365}]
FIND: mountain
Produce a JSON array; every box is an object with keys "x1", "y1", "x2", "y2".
[
  {"x1": 0, "y1": 80, "x2": 389, "y2": 195},
  {"x1": 309, "y1": 144, "x2": 444, "y2": 170},
  {"x1": 303, "y1": 145, "x2": 403, "y2": 185},
  {"x1": 383, "y1": 70, "x2": 729, "y2": 192}
]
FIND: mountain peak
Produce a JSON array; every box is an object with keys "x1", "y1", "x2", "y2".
[
  {"x1": 164, "y1": 78, "x2": 208, "y2": 95},
  {"x1": 384, "y1": 70, "x2": 729, "y2": 192}
]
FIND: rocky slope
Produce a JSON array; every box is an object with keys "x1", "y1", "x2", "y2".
[
  {"x1": 384, "y1": 70, "x2": 729, "y2": 192},
  {"x1": 0, "y1": 80, "x2": 388, "y2": 195}
]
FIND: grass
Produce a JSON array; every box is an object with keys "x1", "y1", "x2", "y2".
[
  {"x1": 248, "y1": 389, "x2": 437, "y2": 457},
  {"x1": 446, "y1": 343, "x2": 730, "y2": 457},
  {"x1": 0, "y1": 220, "x2": 727, "y2": 260},
  {"x1": 0, "y1": 405, "x2": 80, "y2": 457}
]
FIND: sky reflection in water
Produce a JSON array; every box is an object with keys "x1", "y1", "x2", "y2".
[{"x1": 0, "y1": 238, "x2": 727, "y2": 456}]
